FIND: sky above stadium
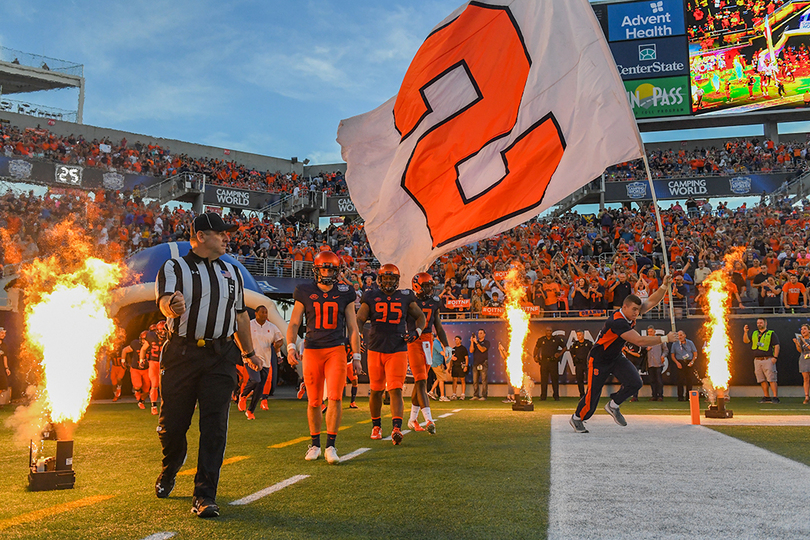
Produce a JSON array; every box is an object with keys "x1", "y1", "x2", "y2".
[{"x1": 0, "y1": 0, "x2": 475, "y2": 165}]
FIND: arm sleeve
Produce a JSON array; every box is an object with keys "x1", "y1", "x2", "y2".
[
  {"x1": 156, "y1": 259, "x2": 178, "y2": 304},
  {"x1": 233, "y1": 264, "x2": 246, "y2": 313}
]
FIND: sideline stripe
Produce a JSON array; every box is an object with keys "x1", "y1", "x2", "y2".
[
  {"x1": 140, "y1": 533, "x2": 177, "y2": 540},
  {"x1": 0, "y1": 495, "x2": 114, "y2": 531},
  {"x1": 341, "y1": 447, "x2": 371, "y2": 462},
  {"x1": 229, "y1": 475, "x2": 309, "y2": 506},
  {"x1": 269, "y1": 436, "x2": 310, "y2": 449},
  {"x1": 382, "y1": 429, "x2": 411, "y2": 441},
  {"x1": 178, "y1": 455, "x2": 248, "y2": 476},
  {"x1": 338, "y1": 425, "x2": 352, "y2": 431},
  {"x1": 452, "y1": 408, "x2": 462, "y2": 412},
  {"x1": 357, "y1": 419, "x2": 373, "y2": 424},
  {"x1": 438, "y1": 413, "x2": 453, "y2": 418}
]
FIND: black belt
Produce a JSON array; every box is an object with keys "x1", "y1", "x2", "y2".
[{"x1": 172, "y1": 334, "x2": 233, "y2": 348}]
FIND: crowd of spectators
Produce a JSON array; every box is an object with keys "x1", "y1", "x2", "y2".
[
  {"x1": 687, "y1": 0, "x2": 786, "y2": 48},
  {"x1": 606, "y1": 138, "x2": 810, "y2": 181},
  {"x1": 0, "y1": 121, "x2": 349, "y2": 195},
  {"x1": 5, "y1": 183, "x2": 810, "y2": 321}
]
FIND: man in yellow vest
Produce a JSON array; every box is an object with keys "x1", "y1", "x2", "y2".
[{"x1": 743, "y1": 319, "x2": 780, "y2": 403}]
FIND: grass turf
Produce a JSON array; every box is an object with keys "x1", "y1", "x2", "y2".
[{"x1": 0, "y1": 396, "x2": 807, "y2": 539}]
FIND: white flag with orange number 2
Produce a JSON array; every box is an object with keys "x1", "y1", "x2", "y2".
[{"x1": 337, "y1": 0, "x2": 643, "y2": 281}]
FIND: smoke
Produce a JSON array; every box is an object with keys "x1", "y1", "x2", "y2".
[{"x1": 4, "y1": 386, "x2": 49, "y2": 448}]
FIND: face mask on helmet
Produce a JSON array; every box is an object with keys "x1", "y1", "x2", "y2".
[
  {"x1": 379, "y1": 274, "x2": 399, "y2": 294},
  {"x1": 315, "y1": 265, "x2": 338, "y2": 285}
]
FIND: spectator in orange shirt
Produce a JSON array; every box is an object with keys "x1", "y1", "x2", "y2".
[{"x1": 783, "y1": 273, "x2": 807, "y2": 310}]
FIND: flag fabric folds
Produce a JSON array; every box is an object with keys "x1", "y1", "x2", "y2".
[{"x1": 337, "y1": 0, "x2": 643, "y2": 281}]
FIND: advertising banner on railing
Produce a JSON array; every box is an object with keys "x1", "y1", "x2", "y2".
[
  {"x1": 323, "y1": 196, "x2": 360, "y2": 216},
  {"x1": 202, "y1": 185, "x2": 280, "y2": 211},
  {"x1": 0, "y1": 156, "x2": 169, "y2": 192},
  {"x1": 428, "y1": 316, "x2": 806, "y2": 387},
  {"x1": 604, "y1": 172, "x2": 794, "y2": 202}
]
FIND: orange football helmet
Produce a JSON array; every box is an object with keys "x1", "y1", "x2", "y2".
[
  {"x1": 313, "y1": 251, "x2": 341, "y2": 285},
  {"x1": 412, "y1": 272, "x2": 435, "y2": 300},
  {"x1": 378, "y1": 264, "x2": 400, "y2": 294}
]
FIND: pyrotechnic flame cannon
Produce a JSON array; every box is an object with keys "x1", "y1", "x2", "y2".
[
  {"x1": 28, "y1": 422, "x2": 75, "y2": 491},
  {"x1": 705, "y1": 387, "x2": 733, "y2": 419},
  {"x1": 512, "y1": 376, "x2": 534, "y2": 412}
]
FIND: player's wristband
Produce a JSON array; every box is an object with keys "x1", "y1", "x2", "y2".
[
  {"x1": 660, "y1": 336, "x2": 668, "y2": 344},
  {"x1": 353, "y1": 353, "x2": 361, "y2": 362},
  {"x1": 242, "y1": 351, "x2": 256, "y2": 359},
  {"x1": 287, "y1": 343, "x2": 296, "y2": 352}
]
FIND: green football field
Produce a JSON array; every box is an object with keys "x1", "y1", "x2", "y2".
[{"x1": 0, "y1": 396, "x2": 808, "y2": 540}]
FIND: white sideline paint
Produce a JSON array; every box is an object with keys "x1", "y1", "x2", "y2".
[
  {"x1": 702, "y1": 414, "x2": 810, "y2": 426},
  {"x1": 140, "y1": 533, "x2": 176, "y2": 540},
  {"x1": 382, "y1": 429, "x2": 411, "y2": 441},
  {"x1": 452, "y1": 408, "x2": 462, "y2": 412},
  {"x1": 437, "y1": 413, "x2": 453, "y2": 418},
  {"x1": 229, "y1": 475, "x2": 309, "y2": 506},
  {"x1": 341, "y1": 447, "x2": 371, "y2": 462},
  {"x1": 549, "y1": 415, "x2": 810, "y2": 539}
]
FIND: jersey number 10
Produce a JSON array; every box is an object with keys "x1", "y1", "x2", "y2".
[{"x1": 312, "y1": 301, "x2": 339, "y2": 330}]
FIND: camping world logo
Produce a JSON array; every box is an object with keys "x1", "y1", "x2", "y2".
[
  {"x1": 639, "y1": 44, "x2": 656, "y2": 61},
  {"x1": 729, "y1": 176, "x2": 752, "y2": 194},
  {"x1": 626, "y1": 181, "x2": 648, "y2": 199}
]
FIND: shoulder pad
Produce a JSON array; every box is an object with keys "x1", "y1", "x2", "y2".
[
  {"x1": 399, "y1": 289, "x2": 411, "y2": 295},
  {"x1": 337, "y1": 284, "x2": 350, "y2": 292}
]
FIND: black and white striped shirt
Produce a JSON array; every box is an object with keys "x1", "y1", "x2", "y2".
[{"x1": 156, "y1": 251, "x2": 246, "y2": 340}]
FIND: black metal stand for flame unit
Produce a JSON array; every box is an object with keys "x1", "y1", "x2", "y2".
[
  {"x1": 28, "y1": 424, "x2": 75, "y2": 491},
  {"x1": 705, "y1": 397, "x2": 734, "y2": 419},
  {"x1": 512, "y1": 395, "x2": 534, "y2": 412}
]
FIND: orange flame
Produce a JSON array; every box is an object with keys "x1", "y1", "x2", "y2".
[
  {"x1": 701, "y1": 248, "x2": 744, "y2": 391},
  {"x1": 502, "y1": 266, "x2": 529, "y2": 389},
  {"x1": 21, "y1": 226, "x2": 124, "y2": 425}
]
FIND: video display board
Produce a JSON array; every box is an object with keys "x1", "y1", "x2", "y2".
[{"x1": 687, "y1": 0, "x2": 810, "y2": 115}]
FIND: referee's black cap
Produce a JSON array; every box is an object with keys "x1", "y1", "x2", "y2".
[{"x1": 192, "y1": 213, "x2": 238, "y2": 234}]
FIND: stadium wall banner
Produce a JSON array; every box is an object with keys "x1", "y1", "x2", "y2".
[
  {"x1": 322, "y1": 196, "x2": 360, "y2": 216},
  {"x1": 605, "y1": 172, "x2": 793, "y2": 202},
  {"x1": 609, "y1": 36, "x2": 689, "y2": 80},
  {"x1": 607, "y1": 0, "x2": 686, "y2": 42},
  {"x1": 625, "y1": 76, "x2": 691, "y2": 118},
  {"x1": 0, "y1": 156, "x2": 170, "y2": 192},
  {"x1": 202, "y1": 184, "x2": 280, "y2": 211},
  {"x1": 434, "y1": 317, "x2": 806, "y2": 387}
]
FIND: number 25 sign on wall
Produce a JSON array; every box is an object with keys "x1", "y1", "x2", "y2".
[{"x1": 339, "y1": 0, "x2": 644, "y2": 281}]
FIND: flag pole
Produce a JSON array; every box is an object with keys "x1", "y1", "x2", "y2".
[{"x1": 642, "y1": 152, "x2": 676, "y2": 332}]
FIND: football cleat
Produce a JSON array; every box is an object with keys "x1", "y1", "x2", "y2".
[
  {"x1": 155, "y1": 474, "x2": 175, "y2": 499},
  {"x1": 297, "y1": 382, "x2": 306, "y2": 400},
  {"x1": 191, "y1": 498, "x2": 220, "y2": 518},
  {"x1": 407, "y1": 419, "x2": 426, "y2": 432},
  {"x1": 305, "y1": 445, "x2": 321, "y2": 461},
  {"x1": 425, "y1": 420, "x2": 436, "y2": 435},
  {"x1": 349, "y1": 402, "x2": 358, "y2": 409},
  {"x1": 151, "y1": 405, "x2": 158, "y2": 415},
  {"x1": 391, "y1": 427, "x2": 403, "y2": 445},
  {"x1": 113, "y1": 388, "x2": 121, "y2": 401},
  {"x1": 370, "y1": 426, "x2": 383, "y2": 440},
  {"x1": 260, "y1": 399, "x2": 269, "y2": 410},
  {"x1": 238, "y1": 396, "x2": 247, "y2": 412},
  {"x1": 324, "y1": 447, "x2": 340, "y2": 465},
  {"x1": 138, "y1": 401, "x2": 145, "y2": 410},
  {"x1": 604, "y1": 403, "x2": 627, "y2": 426},
  {"x1": 245, "y1": 410, "x2": 255, "y2": 420}
]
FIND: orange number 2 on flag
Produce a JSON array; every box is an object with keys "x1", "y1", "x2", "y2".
[{"x1": 394, "y1": 2, "x2": 566, "y2": 248}]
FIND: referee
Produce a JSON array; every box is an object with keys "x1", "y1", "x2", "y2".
[{"x1": 154, "y1": 212, "x2": 257, "y2": 518}]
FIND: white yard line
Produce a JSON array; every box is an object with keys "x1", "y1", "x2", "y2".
[
  {"x1": 452, "y1": 408, "x2": 462, "y2": 412},
  {"x1": 549, "y1": 415, "x2": 810, "y2": 539},
  {"x1": 139, "y1": 533, "x2": 176, "y2": 540},
  {"x1": 340, "y1": 447, "x2": 371, "y2": 462},
  {"x1": 382, "y1": 429, "x2": 411, "y2": 441},
  {"x1": 229, "y1": 475, "x2": 309, "y2": 506},
  {"x1": 437, "y1": 413, "x2": 453, "y2": 418}
]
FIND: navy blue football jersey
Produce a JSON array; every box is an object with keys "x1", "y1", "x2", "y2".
[
  {"x1": 293, "y1": 281, "x2": 355, "y2": 349},
  {"x1": 361, "y1": 288, "x2": 415, "y2": 353},
  {"x1": 406, "y1": 295, "x2": 441, "y2": 335}
]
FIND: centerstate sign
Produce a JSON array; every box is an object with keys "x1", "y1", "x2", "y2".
[{"x1": 625, "y1": 76, "x2": 691, "y2": 118}]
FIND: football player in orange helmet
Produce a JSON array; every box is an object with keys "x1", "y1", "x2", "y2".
[
  {"x1": 286, "y1": 250, "x2": 361, "y2": 464},
  {"x1": 405, "y1": 272, "x2": 449, "y2": 434},
  {"x1": 356, "y1": 264, "x2": 426, "y2": 445}
]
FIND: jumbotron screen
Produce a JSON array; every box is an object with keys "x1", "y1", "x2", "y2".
[{"x1": 688, "y1": 0, "x2": 810, "y2": 115}]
